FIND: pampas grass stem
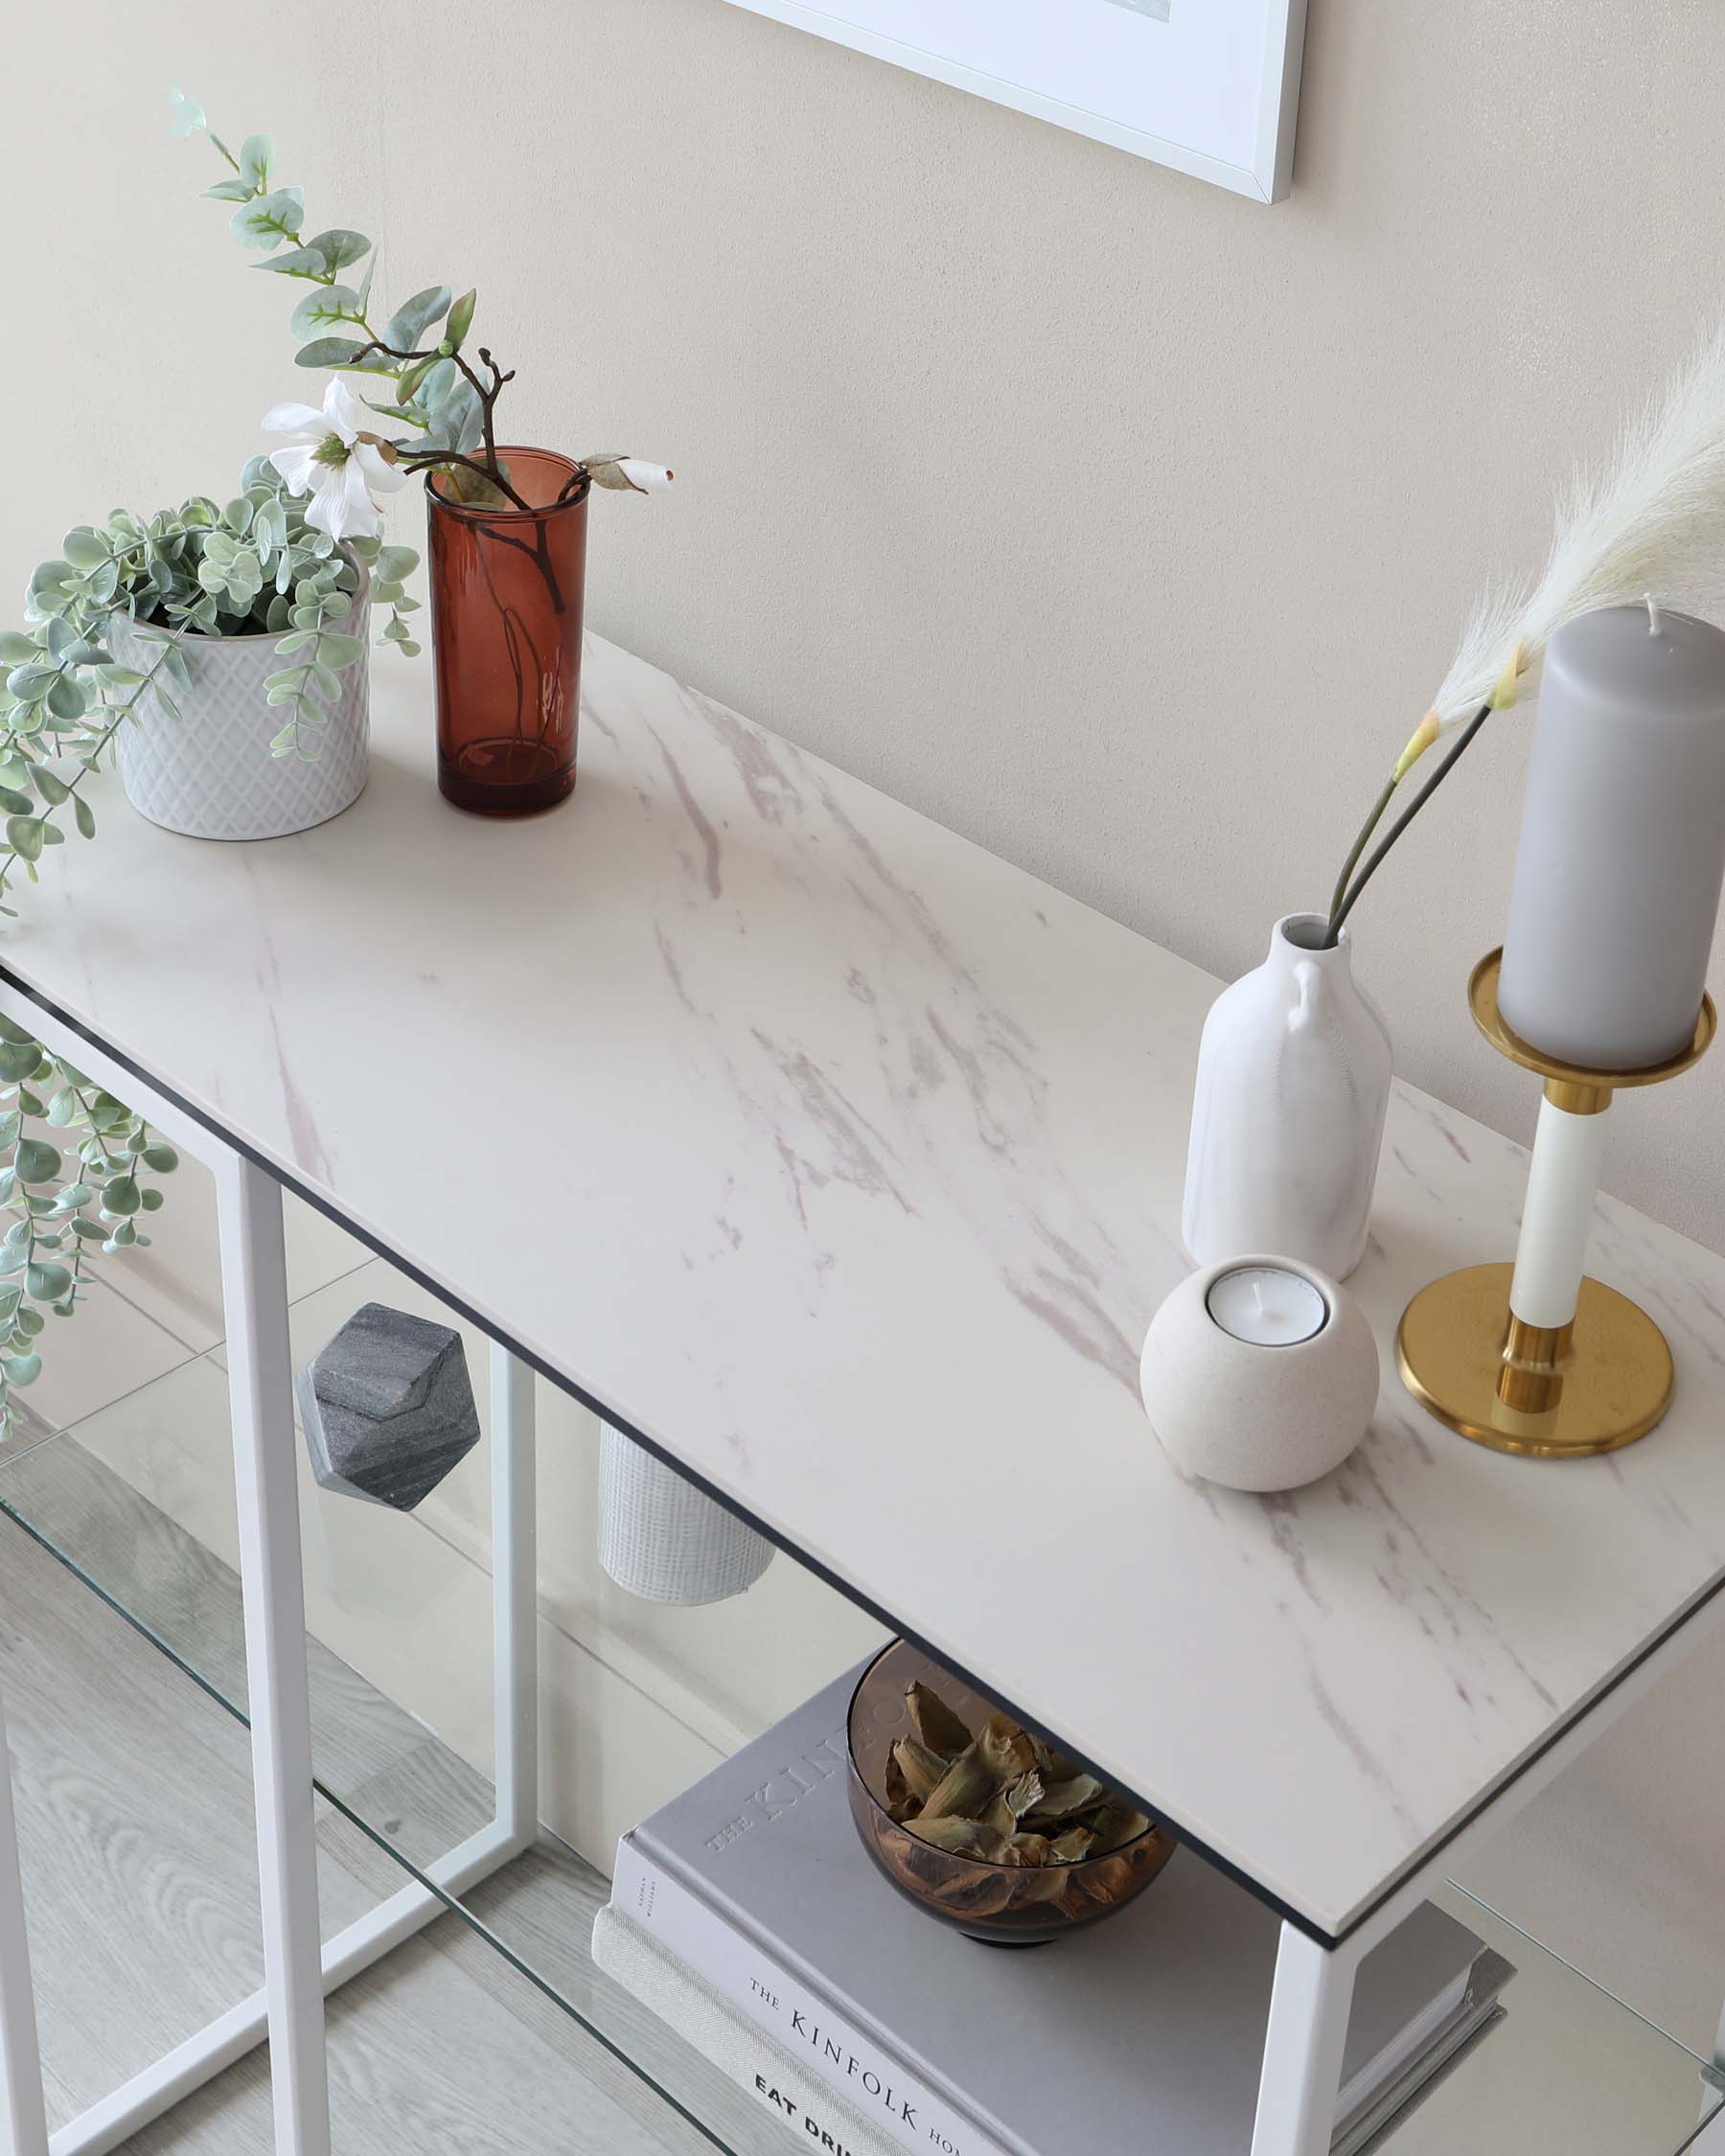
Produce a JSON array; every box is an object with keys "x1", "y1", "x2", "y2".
[{"x1": 1321, "y1": 319, "x2": 1725, "y2": 940}]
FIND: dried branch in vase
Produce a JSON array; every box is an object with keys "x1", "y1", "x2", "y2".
[{"x1": 174, "y1": 91, "x2": 674, "y2": 529}]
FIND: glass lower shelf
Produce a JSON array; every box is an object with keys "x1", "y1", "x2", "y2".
[
  {"x1": 2, "y1": 1425, "x2": 1718, "y2": 2156},
  {"x1": 0, "y1": 1161, "x2": 1718, "y2": 2156}
]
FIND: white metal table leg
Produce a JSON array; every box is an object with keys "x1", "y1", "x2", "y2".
[
  {"x1": 491, "y1": 1345, "x2": 539, "y2": 1846},
  {"x1": 0, "y1": 1682, "x2": 48, "y2": 2156},
  {"x1": 1251, "y1": 1922, "x2": 1358, "y2": 2156},
  {"x1": 217, "y1": 1154, "x2": 332, "y2": 2156},
  {"x1": 46, "y1": 1343, "x2": 541, "y2": 2156}
]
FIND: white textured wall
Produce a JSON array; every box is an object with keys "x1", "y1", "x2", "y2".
[{"x1": 8, "y1": 4, "x2": 1725, "y2": 1241}]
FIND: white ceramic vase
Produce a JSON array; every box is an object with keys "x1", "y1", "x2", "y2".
[
  {"x1": 108, "y1": 604, "x2": 370, "y2": 842},
  {"x1": 1182, "y1": 913, "x2": 1392, "y2": 1281},
  {"x1": 599, "y1": 1428, "x2": 774, "y2": 1606}
]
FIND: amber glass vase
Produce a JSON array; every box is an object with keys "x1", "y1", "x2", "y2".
[{"x1": 426, "y1": 447, "x2": 589, "y2": 815}]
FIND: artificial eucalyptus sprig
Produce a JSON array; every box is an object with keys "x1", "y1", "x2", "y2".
[
  {"x1": 0, "y1": 1015, "x2": 179, "y2": 1438},
  {"x1": 174, "y1": 91, "x2": 673, "y2": 528},
  {"x1": 1320, "y1": 320, "x2": 1725, "y2": 948}
]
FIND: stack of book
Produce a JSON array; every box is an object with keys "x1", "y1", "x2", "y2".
[{"x1": 595, "y1": 1668, "x2": 1513, "y2": 2156}]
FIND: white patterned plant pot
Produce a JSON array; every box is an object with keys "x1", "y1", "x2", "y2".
[
  {"x1": 599, "y1": 1427, "x2": 774, "y2": 1606},
  {"x1": 107, "y1": 601, "x2": 370, "y2": 842}
]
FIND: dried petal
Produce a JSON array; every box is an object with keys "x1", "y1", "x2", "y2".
[
  {"x1": 1025, "y1": 1773, "x2": 1106, "y2": 1824},
  {"x1": 904, "y1": 1682, "x2": 973, "y2": 1757},
  {"x1": 976, "y1": 1713, "x2": 1037, "y2": 1786},
  {"x1": 1030, "y1": 1733, "x2": 1084, "y2": 1783},
  {"x1": 1086, "y1": 1800, "x2": 1154, "y2": 1853},
  {"x1": 887, "y1": 1736, "x2": 949, "y2": 1808},
  {"x1": 917, "y1": 1741, "x2": 998, "y2": 1823},
  {"x1": 905, "y1": 1815, "x2": 1014, "y2": 1862},
  {"x1": 1046, "y1": 1825, "x2": 1097, "y2": 1865},
  {"x1": 1003, "y1": 1769, "x2": 1044, "y2": 1819}
]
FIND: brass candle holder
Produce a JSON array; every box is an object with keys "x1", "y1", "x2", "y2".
[{"x1": 1396, "y1": 950, "x2": 1715, "y2": 1457}]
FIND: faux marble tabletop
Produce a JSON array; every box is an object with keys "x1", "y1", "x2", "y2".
[{"x1": 11, "y1": 633, "x2": 1725, "y2": 1938}]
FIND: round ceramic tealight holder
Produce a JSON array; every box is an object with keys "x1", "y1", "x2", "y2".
[{"x1": 1138, "y1": 1255, "x2": 1380, "y2": 1493}]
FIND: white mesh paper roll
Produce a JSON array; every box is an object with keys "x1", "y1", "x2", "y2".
[{"x1": 599, "y1": 1428, "x2": 773, "y2": 1605}]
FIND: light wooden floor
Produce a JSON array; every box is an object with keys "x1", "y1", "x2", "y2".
[{"x1": 0, "y1": 1435, "x2": 776, "y2": 2156}]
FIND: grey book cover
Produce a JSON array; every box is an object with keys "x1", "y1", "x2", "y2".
[{"x1": 615, "y1": 1665, "x2": 1507, "y2": 2156}]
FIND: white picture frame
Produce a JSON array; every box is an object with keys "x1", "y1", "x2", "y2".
[{"x1": 719, "y1": 0, "x2": 1309, "y2": 203}]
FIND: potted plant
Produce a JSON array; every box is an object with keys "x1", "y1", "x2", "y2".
[
  {"x1": 0, "y1": 463, "x2": 423, "y2": 1435},
  {"x1": 180, "y1": 92, "x2": 673, "y2": 817},
  {"x1": 14, "y1": 463, "x2": 419, "y2": 845}
]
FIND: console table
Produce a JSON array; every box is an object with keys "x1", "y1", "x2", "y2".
[{"x1": 3, "y1": 632, "x2": 1725, "y2": 2155}]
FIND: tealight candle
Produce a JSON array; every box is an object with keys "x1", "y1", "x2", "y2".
[{"x1": 1205, "y1": 1265, "x2": 1328, "y2": 1347}]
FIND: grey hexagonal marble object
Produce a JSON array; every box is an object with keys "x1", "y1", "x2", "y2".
[{"x1": 296, "y1": 1302, "x2": 480, "y2": 1512}]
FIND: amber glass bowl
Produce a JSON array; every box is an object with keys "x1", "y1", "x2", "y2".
[{"x1": 846, "y1": 1640, "x2": 1177, "y2": 1945}]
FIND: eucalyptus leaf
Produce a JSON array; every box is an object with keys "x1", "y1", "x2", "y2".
[
  {"x1": 61, "y1": 527, "x2": 108, "y2": 570},
  {"x1": 252, "y1": 241, "x2": 338, "y2": 280},
  {"x1": 231, "y1": 187, "x2": 305, "y2": 250},
  {"x1": 238, "y1": 133, "x2": 273, "y2": 191},
  {"x1": 305, "y1": 227, "x2": 370, "y2": 274},
  {"x1": 290, "y1": 285, "x2": 368, "y2": 341},
  {"x1": 380, "y1": 285, "x2": 451, "y2": 354},
  {"x1": 293, "y1": 335, "x2": 369, "y2": 370},
  {"x1": 395, "y1": 353, "x2": 438, "y2": 405},
  {"x1": 14, "y1": 1139, "x2": 60, "y2": 1185}
]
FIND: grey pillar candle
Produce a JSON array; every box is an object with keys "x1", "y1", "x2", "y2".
[{"x1": 1498, "y1": 603, "x2": 1725, "y2": 1070}]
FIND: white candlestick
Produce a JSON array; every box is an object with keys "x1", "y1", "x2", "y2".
[
  {"x1": 1205, "y1": 1265, "x2": 1328, "y2": 1347},
  {"x1": 1508, "y1": 1096, "x2": 1609, "y2": 1330}
]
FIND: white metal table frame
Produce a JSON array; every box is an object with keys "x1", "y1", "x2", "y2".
[
  {"x1": 0, "y1": 986, "x2": 539, "y2": 2156},
  {"x1": 0, "y1": 975, "x2": 1722, "y2": 2156}
]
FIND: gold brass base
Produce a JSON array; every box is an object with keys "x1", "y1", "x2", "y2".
[{"x1": 1396, "y1": 1261, "x2": 1673, "y2": 1458}]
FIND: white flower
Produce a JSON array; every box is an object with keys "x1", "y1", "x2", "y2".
[
  {"x1": 262, "y1": 378, "x2": 407, "y2": 541},
  {"x1": 619, "y1": 460, "x2": 675, "y2": 493}
]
